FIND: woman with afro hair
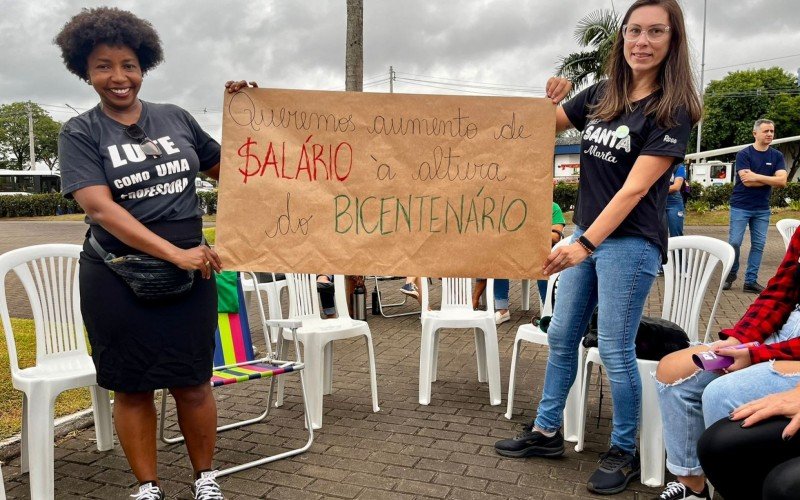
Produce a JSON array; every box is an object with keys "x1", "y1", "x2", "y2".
[{"x1": 55, "y1": 7, "x2": 236, "y2": 500}]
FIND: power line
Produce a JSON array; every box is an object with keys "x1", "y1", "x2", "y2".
[
  {"x1": 394, "y1": 71, "x2": 545, "y2": 92},
  {"x1": 706, "y1": 52, "x2": 800, "y2": 72}
]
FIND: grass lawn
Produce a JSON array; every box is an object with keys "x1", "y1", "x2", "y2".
[{"x1": 0, "y1": 319, "x2": 93, "y2": 440}]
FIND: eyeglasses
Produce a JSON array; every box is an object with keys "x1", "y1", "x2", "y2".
[
  {"x1": 124, "y1": 124, "x2": 162, "y2": 157},
  {"x1": 622, "y1": 24, "x2": 671, "y2": 43}
]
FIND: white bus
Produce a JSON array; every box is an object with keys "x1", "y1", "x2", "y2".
[{"x1": 0, "y1": 169, "x2": 61, "y2": 195}]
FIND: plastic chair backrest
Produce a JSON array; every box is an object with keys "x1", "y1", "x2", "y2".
[
  {"x1": 286, "y1": 273, "x2": 322, "y2": 320},
  {"x1": 0, "y1": 244, "x2": 87, "y2": 376},
  {"x1": 776, "y1": 218, "x2": 800, "y2": 250},
  {"x1": 662, "y1": 235, "x2": 734, "y2": 343},
  {"x1": 213, "y1": 274, "x2": 256, "y2": 368},
  {"x1": 441, "y1": 278, "x2": 473, "y2": 310}
]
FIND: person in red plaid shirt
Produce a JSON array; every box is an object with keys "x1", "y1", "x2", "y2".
[{"x1": 650, "y1": 228, "x2": 800, "y2": 500}]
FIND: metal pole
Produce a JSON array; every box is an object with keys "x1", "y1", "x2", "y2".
[
  {"x1": 695, "y1": 0, "x2": 707, "y2": 154},
  {"x1": 27, "y1": 103, "x2": 35, "y2": 170},
  {"x1": 64, "y1": 103, "x2": 81, "y2": 115}
]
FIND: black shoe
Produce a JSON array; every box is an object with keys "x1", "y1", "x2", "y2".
[
  {"x1": 494, "y1": 423, "x2": 565, "y2": 458},
  {"x1": 655, "y1": 481, "x2": 711, "y2": 500},
  {"x1": 586, "y1": 446, "x2": 640, "y2": 495},
  {"x1": 722, "y1": 275, "x2": 735, "y2": 291},
  {"x1": 743, "y1": 281, "x2": 764, "y2": 294}
]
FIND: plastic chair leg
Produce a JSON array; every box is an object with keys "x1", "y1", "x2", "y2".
[
  {"x1": 89, "y1": 386, "x2": 114, "y2": 451},
  {"x1": 521, "y1": 279, "x2": 531, "y2": 311},
  {"x1": 323, "y1": 342, "x2": 334, "y2": 396},
  {"x1": 0, "y1": 462, "x2": 7, "y2": 500},
  {"x1": 563, "y1": 344, "x2": 585, "y2": 443},
  {"x1": 638, "y1": 360, "x2": 665, "y2": 487},
  {"x1": 481, "y1": 325, "x2": 502, "y2": 406},
  {"x1": 431, "y1": 331, "x2": 439, "y2": 383},
  {"x1": 304, "y1": 340, "x2": 325, "y2": 429},
  {"x1": 363, "y1": 333, "x2": 380, "y2": 413},
  {"x1": 504, "y1": 336, "x2": 523, "y2": 419},
  {"x1": 474, "y1": 328, "x2": 488, "y2": 383},
  {"x1": 419, "y1": 324, "x2": 435, "y2": 405},
  {"x1": 25, "y1": 389, "x2": 56, "y2": 499},
  {"x1": 20, "y1": 394, "x2": 29, "y2": 474},
  {"x1": 575, "y1": 358, "x2": 595, "y2": 453}
]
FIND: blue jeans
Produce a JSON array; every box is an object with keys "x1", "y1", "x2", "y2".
[
  {"x1": 534, "y1": 230, "x2": 660, "y2": 453},
  {"x1": 666, "y1": 199, "x2": 684, "y2": 238},
  {"x1": 537, "y1": 279, "x2": 548, "y2": 304},
  {"x1": 494, "y1": 279, "x2": 509, "y2": 309},
  {"x1": 728, "y1": 207, "x2": 770, "y2": 284},
  {"x1": 656, "y1": 307, "x2": 800, "y2": 476}
]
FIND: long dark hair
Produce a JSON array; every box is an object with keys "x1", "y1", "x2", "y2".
[{"x1": 590, "y1": 0, "x2": 702, "y2": 128}]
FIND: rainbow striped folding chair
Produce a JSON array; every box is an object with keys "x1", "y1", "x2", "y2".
[{"x1": 158, "y1": 272, "x2": 313, "y2": 477}]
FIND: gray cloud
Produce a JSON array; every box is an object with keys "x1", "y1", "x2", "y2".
[{"x1": 1, "y1": 0, "x2": 799, "y2": 140}]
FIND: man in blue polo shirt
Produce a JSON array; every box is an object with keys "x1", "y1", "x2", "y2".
[{"x1": 724, "y1": 119, "x2": 787, "y2": 293}]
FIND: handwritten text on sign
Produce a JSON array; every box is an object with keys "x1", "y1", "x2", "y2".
[{"x1": 216, "y1": 89, "x2": 555, "y2": 279}]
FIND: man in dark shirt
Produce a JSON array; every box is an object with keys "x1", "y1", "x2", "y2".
[{"x1": 724, "y1": 119, "x2": 787, "y2": 293}]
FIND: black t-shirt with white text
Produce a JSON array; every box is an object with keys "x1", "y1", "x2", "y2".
[
  {"x1": 58, "y1": 101, "x2": 220, "y2": 226},
  {"x1": 562, "y1": 82, "x2": 691, "y2": 260}
]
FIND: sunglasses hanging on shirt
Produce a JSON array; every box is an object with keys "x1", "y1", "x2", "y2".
[{"x1": 124, "y1": 124, "x2": 163, "y2": 157}]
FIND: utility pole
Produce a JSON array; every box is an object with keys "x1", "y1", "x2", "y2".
[
  {"x1": 696, "y1": 0, "x2": 707, "y2": 154},
  {"x1": 345, "y1": 0, "x2": 363, "y2": 91},
  {"x1": 389, "y1": 66, "x2": 395, "y2": 93},
  {"x1": 27, "y1": 103, "x2": 35, "y2": 171}
]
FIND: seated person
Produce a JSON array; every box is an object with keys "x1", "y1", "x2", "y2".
[
  {"x1": 652, "y1": 229, "x2": 800, "y2": 500},
  {"x1": 472, "y1": 202, "x2": 566, "y2": 325},
  {"x1": 318, "y1": 274, "x2": 365, "y2": 318},
  {"x1": 698, "y1": 378, "x2": 800, "y2": 500}
]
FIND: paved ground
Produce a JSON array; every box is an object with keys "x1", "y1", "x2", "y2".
[{"x1": 0, "y1": 220, "x2": 787, "y2": 499}]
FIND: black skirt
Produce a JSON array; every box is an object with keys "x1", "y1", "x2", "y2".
[{"x1": 79, "y1": 219, "x2": 217, "y2": 393}]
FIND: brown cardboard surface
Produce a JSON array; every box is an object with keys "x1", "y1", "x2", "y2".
[{"x1": 216, "y1": 88, "x2": 555, "y2": 279}]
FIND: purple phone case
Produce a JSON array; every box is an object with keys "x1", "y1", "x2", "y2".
[{"x1": 691, "y1": 342, "x2": 761, "y2": 370}]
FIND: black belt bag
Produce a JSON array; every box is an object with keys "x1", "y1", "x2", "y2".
[{"x1": 88, "y1": 233, "x2": 195, "y2": 300}]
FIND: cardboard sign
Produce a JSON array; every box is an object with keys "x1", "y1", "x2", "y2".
[{"x1": 216, "y1": 88, "x2": 555, "y2": 279}]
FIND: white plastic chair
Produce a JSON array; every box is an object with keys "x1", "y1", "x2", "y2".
[
  {"x1": 276, "y1": 274, "x2": 379, "y2": 429},
  {"x1": 419, "y1": 278, "x2": 502, "y2": 406},
  {"x1": 0, "y1": 462, "x2": 6, "y2": 500},
  {"x1": 776, "y1": 218, "x2": 800, "y2": 250},
  {"x1": 575, "y1": 235, "x2": 734, "y2": 487},
  {"x1": 240, "y1": 272, "x2": 288, "y2": 343},
  {"x1": 505, "y1": 239, "x2": 582, "y2": 442},
  {"x1": 0, "y1": 244, "x2": 114, "y2": 499}
]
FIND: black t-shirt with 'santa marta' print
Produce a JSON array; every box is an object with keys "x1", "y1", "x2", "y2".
[{"x1": 562, "y1": 81, "x2": 691, "y2": 261}]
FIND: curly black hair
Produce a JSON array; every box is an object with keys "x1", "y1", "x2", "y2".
[{"x1": 54, "y1": 7, "x2": 164, "y2": 82}]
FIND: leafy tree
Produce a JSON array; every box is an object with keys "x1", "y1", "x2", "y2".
[
  {"x1": 0, "y1": 102, "x2": 61, "y2": 170},
  {"x1": 767, "y1": 93, "x2": 800, "y2": 179},
  {"x1": 700, "y1": 67, "x2": 797, "y2": 152},
  {"x1": 556, "y1": 9, "x2": 619, "y2": 95}
]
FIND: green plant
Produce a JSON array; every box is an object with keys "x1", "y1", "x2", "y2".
[
  {"x1": 685, "y1": 199, "x2": 709, "y2": 213},
  {"x1": 0, "y1": 194, "x2": 83, "y2": 218},
  {"x1": 553, "y1": 182, "x2": 578, "y2": 212},
  {"x1": 198, "y1": 191, "x2": 218, "y2": 215},
  {"x1": 701, "y1": 183, "x2": 734, "y2": 209}
]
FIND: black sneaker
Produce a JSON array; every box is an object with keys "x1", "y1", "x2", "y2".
[
  {"x1": 722, "y1": 275, "x2": 735, "y2": 291},
  {"x1": 655, "y1": 481, "x2": 711, "y2": 499},
  {"x1": 494, "y1": 423, "x2": 564, "y2": 458},
  {"x1": 132, "y1": 482, "x2": 165, "y2": 500},
  {"x1": 586, "y1": 446, "x2": 640, "y2": 495},
  {"x1": 743, "y1": 281, "x2": 765, "y2": 294}
]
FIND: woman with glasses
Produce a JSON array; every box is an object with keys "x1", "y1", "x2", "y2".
[
  {"x1": 55, "y1": 7, "x2": 231, "y2": 500},
  {"x1": 494, "y1": 0, "x2": 701, "y2": 495}
]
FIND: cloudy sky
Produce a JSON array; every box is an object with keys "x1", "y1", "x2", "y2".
[{"x1": 1, "y1": 0, "x2": 799, "y2": 141}]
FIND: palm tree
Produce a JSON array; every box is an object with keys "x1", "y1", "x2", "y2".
[{"x1": 556, "y1": 9, "x2": 619, "y2": 95}]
